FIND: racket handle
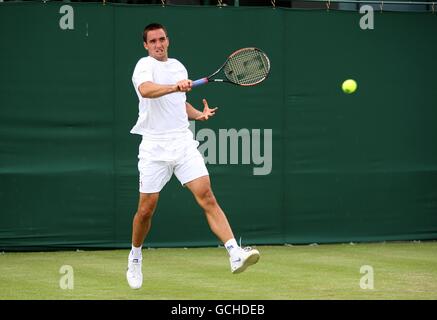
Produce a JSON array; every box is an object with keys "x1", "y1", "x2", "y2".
[{"x1": 192, "y1": 78, "x2": 209, "y2": 88}]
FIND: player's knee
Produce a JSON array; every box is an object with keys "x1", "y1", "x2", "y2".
[
  {"x1": 198, "y1": 189, "x2": 217, "y2": 209},
  {"x1": 136, "y1": 206, "x2": 155, "y2": 221}
]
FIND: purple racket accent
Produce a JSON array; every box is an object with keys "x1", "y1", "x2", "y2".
[{"x1": 192, "y1": 78, "x2": 209, "y2": 87}]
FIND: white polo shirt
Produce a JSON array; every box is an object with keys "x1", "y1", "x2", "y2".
[{"x1": 130, "y1": 56, "x2": 189, "y2": 138}]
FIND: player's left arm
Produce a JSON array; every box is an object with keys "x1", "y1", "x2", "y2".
[{"x1": 186, "y1": 99, "x2": 218, "y2": 121}]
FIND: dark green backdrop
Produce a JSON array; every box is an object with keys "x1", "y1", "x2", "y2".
[{"x1": 1, "y1": 3, "x2": 436, "y2": 250}]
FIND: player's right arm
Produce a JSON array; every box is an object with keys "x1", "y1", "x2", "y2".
[
  {"x1": 138, "y1": 79, "x2": 192, "y2": 99},
  {"x1": 138, "y1": 81, "x2": 178, "y2": 98}
]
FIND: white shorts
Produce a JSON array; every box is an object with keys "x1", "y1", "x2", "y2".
[{"x1": 137, "y1": 131, "x2": 209, "y2": 193}]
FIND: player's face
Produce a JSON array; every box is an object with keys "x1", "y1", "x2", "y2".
[{"x1": 144, "y1": 29, "x2": 169, "y2": 62}]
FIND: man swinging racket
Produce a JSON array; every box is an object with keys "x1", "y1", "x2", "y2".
[{"x1": 126, "y1": 23, "x2": 260, "y2": 289}]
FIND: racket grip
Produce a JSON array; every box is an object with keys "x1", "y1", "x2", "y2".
[{"x1": 192, "y1": 78, "x2": 209, "y2": 88}]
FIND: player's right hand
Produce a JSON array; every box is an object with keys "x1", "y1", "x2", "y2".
[{"x1": 176, "y1": 79, "x2": 192, "y2": 92}]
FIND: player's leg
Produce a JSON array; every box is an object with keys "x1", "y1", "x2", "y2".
[
  {"x1": 127, "y1": 154, "x2": 172, "y2": 289},
  {"x1": 185, "y1": 176, "x2": 260, "y2": 274},
  {"x1": 132, "y1": 192, "x2": 160, "y2": 248},
  {"x1": 184, "y1": 176, "x2": 233, "y2": 243},
  {"x1": 127, "y1": 192, "x2": 159, "y2": 290},
  {"x1": 175, "y1": 138, "x2": 260, "y2": 273},
  {"x1": 132, "y1": 156, "x2": 171, "y2": 250}
]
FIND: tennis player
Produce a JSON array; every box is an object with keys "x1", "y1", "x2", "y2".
[{"x1": 126, "y1": 23, "x2": 260, "y2": 289}]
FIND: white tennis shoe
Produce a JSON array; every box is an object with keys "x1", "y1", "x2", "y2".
[
  {"x1": 126, "y1": 258, "x2": 143, "y2": 289},
  {"x1": 230, "y1": 247, "x2": 260, "y2": 274}
]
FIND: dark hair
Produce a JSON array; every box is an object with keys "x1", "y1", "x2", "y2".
[{"x1": 143, "y1": 23, "x2": 168, "y2": 43}]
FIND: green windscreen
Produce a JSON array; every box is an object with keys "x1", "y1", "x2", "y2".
[{"x1": 1, "y1": 3, "x2": 436, "y2": 250}]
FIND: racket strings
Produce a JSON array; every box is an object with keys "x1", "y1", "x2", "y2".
[{"x1": 224, "y1": 49, "x2": 270, "y2": 86}]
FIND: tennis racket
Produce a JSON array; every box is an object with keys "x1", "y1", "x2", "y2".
[{"x1": 192, "y1": 47, "x2": 270, "y2": 88}]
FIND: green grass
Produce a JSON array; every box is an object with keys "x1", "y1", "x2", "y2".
[{"x1": 1, "y1": 242, "x2": 437, "y2": 300}]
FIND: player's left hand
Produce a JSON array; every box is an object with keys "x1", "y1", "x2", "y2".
[{"x1": 196, "y1": 99, "x2": 218, "y2": 121}]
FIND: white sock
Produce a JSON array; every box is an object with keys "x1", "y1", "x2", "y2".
[
  {"x1": 129, "y1": 244, "x2": 143, "y2": 261},
  {"x1": 224, "y1": 239, "x2": 240, "y2": 258}
]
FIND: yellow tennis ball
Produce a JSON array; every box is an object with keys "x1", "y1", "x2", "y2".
[{"x1": 342, "y1": 79, "x2": 357, "y2": 94}]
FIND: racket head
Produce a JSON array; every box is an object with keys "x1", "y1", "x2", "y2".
[{"x1": 223, "y1": 47, "x2": 271, "y2": 86}]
